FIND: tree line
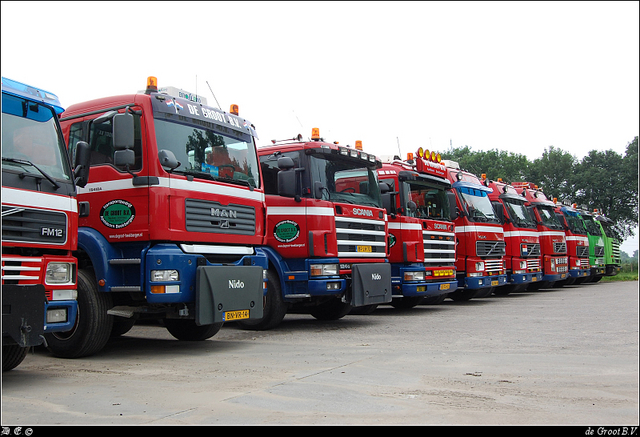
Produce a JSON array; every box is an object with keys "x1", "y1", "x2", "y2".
[{"x1": 440, "y1": 136, "x2": 638, "y2": 240}]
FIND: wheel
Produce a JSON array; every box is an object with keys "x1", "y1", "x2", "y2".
[
  {"x1": 448, "y1": 289, "x2": 476, "y2": 301},
  {"x1": 236, "y1": 269, "x2": 287, "y2": 330},
  {"x1": 309, "y1": 298, "x2": 352, "y2": 320},
  {"x1": 390, "y1": 296, "x2": 424, "y2": 309},
  {"x1": 3, "y1": 345, "x2": 29, "y2": 372},
  {"x1": 45, "y1": 268, "x2": 113, "y2": 358},
  {"x1": 422, "y1": 294, "x2": 446, "y2": 305},
  {"x1": 164, "y1": 319, "x2": 222, "y2": 341},
  {"x1": 349, "y1": 304, "x2": 378, "y2": 315},
  {"x1": 111, "y1": 317, "x2": 136, "y2": 337}
]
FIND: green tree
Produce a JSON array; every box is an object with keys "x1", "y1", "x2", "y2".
[{"x1": 525, "y1": 146, "x2": 578, "y2": 201}]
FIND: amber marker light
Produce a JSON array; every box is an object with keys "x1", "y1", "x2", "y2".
[
  {"x1": 146, "y1": 76, "x2": 158, "y2": 94},
  {"x1": 311, "y1": 128, "x2": 320, "y2": 140},
  {"x1": 230, "y1": 104, "x2": 239, "y2": 115}
]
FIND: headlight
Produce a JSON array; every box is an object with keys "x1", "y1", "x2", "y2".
[
  {"x1": 404, "y1": 271, "x2": 425, "y2": 281},
  {"x1": 46, "y1": 262, "x2": 73, "y2": 284},
  {"x1": 51, "y1": 289, "x2": 77, "y2": 301},
  {"x1": 475, "y1": 262, "x2": 485, "y2": 272},
  {"x1": 310, "y1": 264, "x2": 338, "y2": 277},
  {"x1": 520, "y1": 261, "x2": 527, "y2": 270},
  {"x1": 151, "y1": 270, "x2": 180, "y2": 282}
]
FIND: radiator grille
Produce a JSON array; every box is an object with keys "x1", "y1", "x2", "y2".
[
  {"x1": 2, "y1": 205, "x2": 67, "y2": 245},
  {"x1": 185, "y1": 199, "x2": 255, "y2": 235}
]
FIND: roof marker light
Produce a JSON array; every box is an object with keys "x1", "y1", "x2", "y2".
[
  {"x1": 311, "y1": 128, "x2": 321, "y2": 140},
  {"x1": 355, "y1": 140, "x2": 363, "y2": 150},
  {"x1": 230, "y1": 104, "x2": 239, "y2": 115},
  {"x1": 146, "y1": 76, "x2": 158, "y2": 94}
]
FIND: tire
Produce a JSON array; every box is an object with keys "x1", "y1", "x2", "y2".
[
  {"x1": 448, "y1": 289, "x2": 476, "y2": 301},
  {"x1": 236, "y1": 269, "x2": 287, "y2": 331},
  {"x1": 3, "y1": 345, "x2": 28, "y2": 372},
  {"x1": 422, "y1": 294, "x2": 446, "y2": 305},
  {"x1": 45, "y1": 269, "x2": 113, "y2": 358},
  {"x1": 164, "y1": 319, "x2": 222, "y2": 341},
  {"x1": 111, "y1": 317, "x2": 136, "y2": 337},
  {"x1": 309, "y1": 298, "x2": 352, "y2": 320},
  {"x1": 390, "y1": 296, "x2": 424, "y2": 309}
]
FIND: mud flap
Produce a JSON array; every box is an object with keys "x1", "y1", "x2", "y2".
[
  {"x1": 350, "y1": 263, "x2": 392, "y2": 307},
  {"x1": 2, "y1": 284, "x2": 46, "y2": 347},
  {"x1": 195, "y1": 266, "x2": 264, "y2": 325}
]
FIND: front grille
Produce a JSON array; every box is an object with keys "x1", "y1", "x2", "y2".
[
  {"x1": 2, "y1": 205, "x2": 67, "y2": 245},
  {"x1": 594, "y1": 246, "x2": 604, "y2": 257},
  {"x1": 553, "y1": 242, "x2": 567, "y2": 254},
  {"x1": 335, "y1": 217, "x2": 386, "y2": 257},
  {"x1": 423, "y1": 231, "x2": 455, "y2": 267},
  {"x1": 523, "y1": 243, "x2": 541, "y2": 257},
  {"x1": 579, "y1": 258, "x2": 590, "y2": 268},
  {"x1": 484, "y1": 259, "x2": 504, "y2": 274},
  {"x1": 1, "y1": 256, "x2": 51, "y2": 300},
  {"x1": 185, "y1": 199, "x2": 255, "y2": 235},
  {"x1": 576, "y1": 246, "x2": 589, "y2": 258},
  {"x1": 526, "y1": 259, "x2": 541, "y2": 271},
  {"x1": 476, "y1": 241, "x2": 506, "y2": 257}
]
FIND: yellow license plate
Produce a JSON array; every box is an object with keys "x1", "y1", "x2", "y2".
[
  {"x1": 439, "y1": 283, "x2": 450, "y2": 290},
  {"x1": 356, "y1": 245, "x2": 372, "y2": 253},
  {"x1": 491, "y1": 280, "x2": 499, "y2": 286},
  {"x1": 532, "y1": 276, "x2": 537, "y2": 281},
  {"x1": 223, "y1": 309, "x2": 250, "y2": 321}
]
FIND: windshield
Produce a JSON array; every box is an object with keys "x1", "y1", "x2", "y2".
[
  {"x1": 457, "y1": 186, "x2": 499, "y2": 223},
  {"x1": 403, "y1": 180, "x2": 450, "y2": 220},
  {"x1": 503, "y1": 198, "x2": 536, "y2": 228},
  {"x1": 309, "y1": 154, "x2": 381, "y2": 208},
  {"x1": 2, "y1": 92, "x2": 71, "y2": 181},
  {"x1": 582, "y1": 215, "x2": 602, "y2": 236},
  {"x1": 154, "y1": 118, "x2": 260, "y2": 189},
  {"x1": 563, "y1": 210, "x2": 587, "y2": 234},
  {"x1": 535, "y1": 205, "x2": 563, "y2": 229}
]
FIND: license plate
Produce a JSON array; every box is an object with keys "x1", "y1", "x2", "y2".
[
  {"x1": 223, "y1": 309, "x2": 249, "y2": 321},
  {"x1": 532, "y1": 276, "x2": 537, "y2": 281},
  {"x1": 491, "y1": 280, "x2": 499, "y2": 286},
  {"x1": 356, "y1": 245, "x2": 372, "y2": 253},
  {"x1": 439, "y1": 283, "x2": 450, "y2": 290}
]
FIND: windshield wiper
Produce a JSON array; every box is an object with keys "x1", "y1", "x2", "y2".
[{"x1": 2, "y1": 157, "x2": 60, "y2": 189}]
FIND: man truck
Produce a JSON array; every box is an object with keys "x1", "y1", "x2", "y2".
[{"x1": 55, "y1": 77, "x2": 267, "y2": 357}]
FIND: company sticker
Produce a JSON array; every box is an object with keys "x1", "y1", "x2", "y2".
[
  {"x1": 100, "y1": 199, "x2": 136, "y2": 229},
  {"x1": 274, "y1": 220, "x2": 300, "y2": 243}
]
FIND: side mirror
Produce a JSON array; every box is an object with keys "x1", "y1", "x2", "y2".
[
  {"x1": 277, "y1": 156, "x2": 294, "y2": 170},
  {"x1": 73, "y1": 141, "x2": 91, "y2": 188},
  {"x1": 113, "y1": 112, "x2": 135, "y2": 150},
  {"x1": 114, "y1": 149, "x2": 135, "y2": 167},
  {"x1": 277, "y1": 169, "x2": 298, "y2": 199},
  {"x1": 447, "y1": 191, "x2": 459, "y2": 219},
  {"x1": 158, "y1": 149, "x2": 180, "y2": 170},
  {"x1": 379, "y1": 182, "x2": 390, "y2": 194}
]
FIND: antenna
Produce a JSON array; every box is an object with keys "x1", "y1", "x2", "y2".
[
  {"x1": 396, "y1": 137, "x2": 401, "y2": 156},
  {"x1": 205, "y1": 81, "x2": 222, "y2": 109}
]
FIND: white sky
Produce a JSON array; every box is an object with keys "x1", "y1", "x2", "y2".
[{"x1": 2, "y1": 1, "x2": 638, "y2": 253}]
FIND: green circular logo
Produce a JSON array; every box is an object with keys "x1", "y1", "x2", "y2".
[
  {"x1": 100, "y1": 200, "x2": 135, "y2": 229},
  {"x1": 274, "y1": 220, "x2": 300, "y2": 243}
]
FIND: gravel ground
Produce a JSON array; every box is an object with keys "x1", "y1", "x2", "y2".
[{"x1": 2, "y1": 280, "x2": 638, "y2": 426}]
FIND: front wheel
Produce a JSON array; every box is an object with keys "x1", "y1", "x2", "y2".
[
  {"x1": 236, "y1": 269, "x2": 287, "y2": 331},
  {"x1": 310, "y1": 298, "x2": 352, "y2": 320},
  {"x1": 45, "y1": 268, "x2": 113, "y2": 358},
  {"x1": 3, "y1": 345, "x2": 28, "y2": 372},
  {"x1": 164, "y1": 319, "x2": 222, "y2": 341},
  {"x1": 390, "y1": 296, "x2": 424, "y2": 309}
]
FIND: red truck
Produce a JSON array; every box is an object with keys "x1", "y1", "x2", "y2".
[
  {"x1": 442, "y1": 161, "x2": 507, "y2": 300},
  {"x1": 511, "y1": 182, "x2": 569, "y2": 289},
  {"x1": 376, "y1": 149, "x2": 457, "y2": 307},
  {"x1": 483, "y1": 177, "x2": 543, "y2": 294},
  {"x1": 554, "y1": 201, "x2": 591, "y2": 285},
  {"x1": 55, "y1": 77, "x2": 267, "y2": 357},
  {"x1": 240, "y1": 130, "x2": 392, "y2": 329}
]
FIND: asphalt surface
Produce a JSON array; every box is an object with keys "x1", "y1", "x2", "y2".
[{"x1": 2, "y1": 280, "x2": 638, "y2": 426}]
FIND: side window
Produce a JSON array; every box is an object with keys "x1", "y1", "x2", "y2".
[
  {"x1": 70, "y1": 114, "x2": 143, "y2": 170},
  {"x1": 259, "y1": 151, "x2": 300, "y2": 195}
]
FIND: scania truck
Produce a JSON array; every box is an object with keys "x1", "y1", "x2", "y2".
[
  {"x1": 511, "y1": 182, "x2": 568, "y2": 289},
  {"x1": 442, "y1": 161, "x2": 507, "y2": 300},
  {"x1": 2, "y1": 77, "x2": 89, "y2": 370},
  {"x1": 594, "y1": 210, "x2": 621, "y2": 277},
  {"x1": 579, "y1": 208, "x2": 606, "y2": 281},
  {"x1": 55, "y1": 77, "x2": 267, "y2": 357},
  {"x1": 554, "y1": 201, "x2": 591, "y2": 285},
  {"x1": 376, "y1": 148, "x2": 456, "y2": 308},
  {"x1": 483, "y1": 177, "x2": 543, "y2": 295},
  {"x1": 239, "y1": 129, "x2": 392, "y2": 329}
]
